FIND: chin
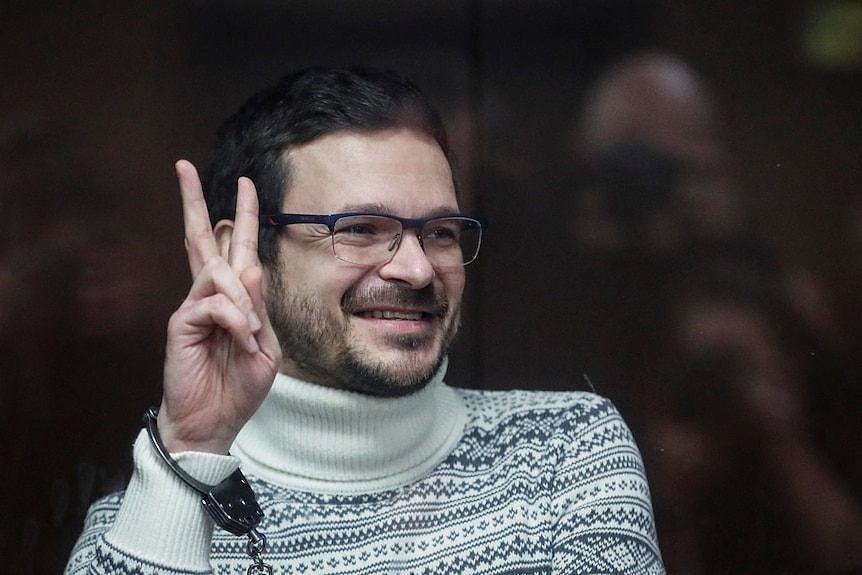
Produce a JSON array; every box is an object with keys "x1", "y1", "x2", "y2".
[{"x1": 336, "y1": 344, "x2": 447, "y2": 397}]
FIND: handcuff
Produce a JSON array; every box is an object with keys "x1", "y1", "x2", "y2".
[{"x1": 144, "y1": 407, "x2": 273, "y2": 574}]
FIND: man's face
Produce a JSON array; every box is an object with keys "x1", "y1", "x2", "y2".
[{"x1": 264, "y1": 128, "x2": 465, "y2": 396}]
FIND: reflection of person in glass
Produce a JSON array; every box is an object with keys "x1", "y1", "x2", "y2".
[
  {"x1": 572, "y1": 51, "x2": 745, "y2": 258},
  {"x1": 66, "y1": 67, "x2": 664, "y2": 574},
  {"x1": 650, "y1": 259, "x2": 862, "y2": 573},
  {"x1": 568, "y1": 51, "x2": 862, "y2": 573}
]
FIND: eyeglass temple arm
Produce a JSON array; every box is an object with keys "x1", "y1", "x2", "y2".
[
  {"x1": 387, "y1": 233, "x2": 402, "y2": 252},
  {"x1": 260, "y1": 214, "x2": 334, "y2": 227}
]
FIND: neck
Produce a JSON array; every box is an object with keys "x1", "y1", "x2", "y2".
[{"x1": 231, "y1": 359, "x2": 467, "y2": 493}]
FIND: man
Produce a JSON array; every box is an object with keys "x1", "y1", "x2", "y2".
[{"x1": 66, "y1": 67, "x2": 664, "y2": 574}]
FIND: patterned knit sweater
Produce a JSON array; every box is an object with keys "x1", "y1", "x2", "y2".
[{"x1": 66, "y1": 365, "x2": 664, "y2": 574}]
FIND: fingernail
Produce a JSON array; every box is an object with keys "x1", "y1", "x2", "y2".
[
  {"x1": 246, "y1": 334, "x2": 260, "y2": 354},
  {"x1": 248, "y1": 311, "x2": 262, "y2": 332}
]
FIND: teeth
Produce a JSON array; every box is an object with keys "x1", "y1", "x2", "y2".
[{"x1": 364, "y1": 310, "x2": 423, "y2": 320}]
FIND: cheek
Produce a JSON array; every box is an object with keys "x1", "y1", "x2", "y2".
[
  {"x1": 275, "y1": 239, "x2": 364, "y2": 302},
  {"x1": 305, "y1": 262, "x2": 371, "y2": 309},
  {"x1": 438, "y1": 268, "x2": 466, "y2": 302}
]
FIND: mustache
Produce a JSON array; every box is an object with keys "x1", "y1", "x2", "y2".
[{"x1": 341, "y1": 284, "x2": 449, "y2": 316}]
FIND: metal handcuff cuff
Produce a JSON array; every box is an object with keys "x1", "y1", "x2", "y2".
[{"x1": 144, "y1": 407, "x2": 273, "y2": 575}]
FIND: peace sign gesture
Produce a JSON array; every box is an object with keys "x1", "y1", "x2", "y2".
[{"x1": 157, "y1": 160, "x2": 281, "y2": 455}]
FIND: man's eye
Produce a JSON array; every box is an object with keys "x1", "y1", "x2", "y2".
[
  {"x1": 425, "y1": 225, "x2": 459, "y2": 242},
  {"x1": 339, "y1": 223, "x2": 378, "y2": 235}
]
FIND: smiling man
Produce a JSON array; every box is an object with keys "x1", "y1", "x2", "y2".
[
  {"x1": 264, "y1": 129, "x2": 465, "y2": 397},
  {"x1": 66, "y1": 67, "x2": 664, "y2": 574}
]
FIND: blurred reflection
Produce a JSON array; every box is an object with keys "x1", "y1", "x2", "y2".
[
  {"x1": 567, "y1": 51, "x2": 862, "y2": 573},
  {"x1": 572, "y1": 51, "x2": 746, "y2": 257},
  {"x1": 650, "y1": 255, "x2": 862, "y2": 573}
]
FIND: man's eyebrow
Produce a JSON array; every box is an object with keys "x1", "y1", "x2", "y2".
[
  {"x1": 339, "y1": 202, "x2": 391, "y2": 214},
  {"x1": 338, "y1": 203, "x2": 462, "y2": 217}
]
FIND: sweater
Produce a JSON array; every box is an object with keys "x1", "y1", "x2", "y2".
[{"x1": 65, "y1": 365, "x2": 664, "y2": 574}]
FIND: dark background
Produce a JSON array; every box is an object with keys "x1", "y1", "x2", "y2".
[{"x1": 2, "y1": 1, "x2": 860, "y2": 573}]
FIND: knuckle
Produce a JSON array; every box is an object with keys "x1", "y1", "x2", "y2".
[
  {"x1": 208, "y1": 292, "x2": 233, "y2": 310},
  {"x1": 167, "y1": 309, "x2": 183, "y2": 330},
  {"x1": 210, "y1": 293, "x2": 248, "y2": 321},
  {"x1": 167, "y1": 303, "x2": 194, "y2": 332}
]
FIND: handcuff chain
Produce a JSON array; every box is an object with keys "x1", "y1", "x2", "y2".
[{"x1": 245, "y1": 525, "x2": 272, "y2": 574}]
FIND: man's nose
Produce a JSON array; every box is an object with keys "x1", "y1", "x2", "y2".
[{"x1": 378, "y1": 231, "x2": 435, "y2": 288}]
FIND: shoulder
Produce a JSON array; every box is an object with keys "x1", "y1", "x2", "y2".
[
  {"x1": 65, "y1": 491, "x2": 125, "y2": 572},
  {"x1": 451, "y1": 388, "x2": 638, "y2": 457},
  {"x1": 77, "y1": 491, "x2": 125, "y2": 542},
  {"x1": 443, "y1": 388, "x2": 649, "y2": 494},
  {"x1": 455, "y1": 387, "x2": 624, "y2": 431},
  {"x1": 81, "y1": 490, "x2": 125, "y2": 528}
]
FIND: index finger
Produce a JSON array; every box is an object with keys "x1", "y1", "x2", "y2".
[
  {"x1": 229, "y1": 176, "x2": 261, "y2": 272},
  {"x1": 176, "y1": 159, "x2": 219, "y2": 278}
]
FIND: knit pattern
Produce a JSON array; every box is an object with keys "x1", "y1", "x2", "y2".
[{"x1": 67, "y1": 389, "x2": 664, "y2": 574}]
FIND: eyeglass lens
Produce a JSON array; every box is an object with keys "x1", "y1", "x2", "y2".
[{"x1": 331, "y1": 215, "x2": 481, "y2": 267}]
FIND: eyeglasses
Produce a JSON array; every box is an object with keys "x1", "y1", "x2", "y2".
[{"x1": 261, "y1": 212, "x2": 486, "y2": 267}]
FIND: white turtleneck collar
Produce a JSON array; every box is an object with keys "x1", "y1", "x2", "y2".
[{"x1": 231, "y1": 360, "x2": 467, "y2": 494}]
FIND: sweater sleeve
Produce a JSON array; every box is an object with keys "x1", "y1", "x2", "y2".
[
  {"x1": 550, "y1": 396, "x2": 665, "y2": 575},
  {"x1": 64, "y1": 429, "x2": 240, "y2": 575}
]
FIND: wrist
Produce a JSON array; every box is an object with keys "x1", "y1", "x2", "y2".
[
  {"x1": 143, "y1": 408, "x2": 268, "y2": 547},
  {"x1": 161, "y1": 435, "x2": 233, "y2": 456},
  {"x1": 156, "y1": 407, "x2": 235, "y2": 455}
]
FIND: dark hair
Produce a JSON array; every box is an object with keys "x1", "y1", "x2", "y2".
[{"x1": 202, "y1": 66, "x2": 451, "y2": 265}]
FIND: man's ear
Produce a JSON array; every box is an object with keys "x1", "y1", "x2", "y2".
[{"x1": 214, "y1": 219, "x2": 234, "y2": 259}]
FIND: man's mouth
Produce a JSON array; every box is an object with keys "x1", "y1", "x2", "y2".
[
  {"x1": 342, "y1": 285, "x2": 448, "y2": 323},
  {"x1": 357, "y1": 310, "x2": 427, "y2": 321}
]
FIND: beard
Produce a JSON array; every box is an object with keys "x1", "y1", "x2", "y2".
[{"x1": 264, "y1": 265, "x2": 460, "y2": 396}]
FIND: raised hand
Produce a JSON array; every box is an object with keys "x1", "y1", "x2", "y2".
[{"x1": 157, "y1": 160, "x2": 282, "y2": 455}]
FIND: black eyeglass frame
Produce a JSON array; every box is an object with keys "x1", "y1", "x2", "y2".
[{"x1": 260, "y1": 212, "x2": 487, "y2": 266}]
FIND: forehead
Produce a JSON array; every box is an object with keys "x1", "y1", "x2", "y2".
[{"x1": 282, "y1": 128, "x2": 457, "y2": 216}]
